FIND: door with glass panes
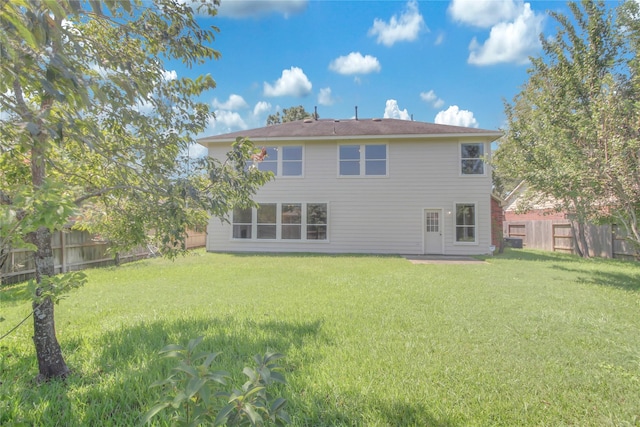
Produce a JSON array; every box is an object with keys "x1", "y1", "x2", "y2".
[{"x1": 424, "y1": 209, "x2": 443, "y2": 254}]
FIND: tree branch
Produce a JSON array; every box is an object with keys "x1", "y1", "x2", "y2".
[
  {"x1": 73, "y1": 184, "x2": 164, "y2": 205},
  {"x1": 0, "y1": 189, "x2": 11, "y2": 205}
]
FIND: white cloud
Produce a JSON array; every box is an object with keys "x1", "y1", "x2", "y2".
[
  {"x1": 434, "y1": 105, "x2": 478, "y2": 128},
  {"x1": 318, "y1": 87, "x2": 335, "y2": 106},
  {"x1": 187, "y1": 143, "x2": 208, "y2": 159},
  {"x1": 434, "y1": 33, "x2": 445, "y2": 46},
  {"x1": 468, "y1": 3, "x2": 543, "y2": 65},
  {"x1": 448, "y1": 0, "x2": 522, "y2": 28},
  {"x1": 263, "y1": 66, "x2": 312, "y2": 97},
  {"x1": 420, "y1": 90, "x2": 445, "y2": 109},
  {"x1": 383, "y1": 99, "x2": 411, "y2": 120},
  {"x1": 368, "y1": 0, "x2": 426, "y2": 47},
  {"x1": 162, "y1": 70, "x2": 178, "y2": 81},
  {"x1": 209, "y1": 110, "x2": 249, "y2": 132},
  {"x1": 212, "y1": 94, "x2": 249, "y2": 110},
  {"x1": 329, "y1": 52, "x2": 381, "y2": 75},
  {"x1": 216, "y1": 0, "x2": 307, "y2": 18},
  {"x1": 253, "y1": 101, "x2": 272, "y2": 116}
]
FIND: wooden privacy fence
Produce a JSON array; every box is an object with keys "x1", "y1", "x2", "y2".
[
  {"x1": 1, "y1": 229, "x2": 207, "y2": 285},
  {"x1": 503, "y1": 220, "x2": 637, "y2": 260}
]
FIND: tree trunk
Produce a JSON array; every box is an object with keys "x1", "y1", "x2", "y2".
[
  {"x1": 570, "y1": 220, "x2": 591, "y2": 258},
  {"x1": 29, "y1": 226, "x2": 70, "y2": 381}
]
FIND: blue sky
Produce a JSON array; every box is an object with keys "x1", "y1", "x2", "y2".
[{"x1": 171, "y1": 0, "x2": 576, "y2": 154}]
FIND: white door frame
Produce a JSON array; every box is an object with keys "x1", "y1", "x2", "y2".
[{"x1": 423, "y1": 208, "x2": 444, "y2": 255}]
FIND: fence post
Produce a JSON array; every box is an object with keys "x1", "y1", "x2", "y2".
[{"x1": 60, "y1": 230, "x2": 66, "y2": 273}]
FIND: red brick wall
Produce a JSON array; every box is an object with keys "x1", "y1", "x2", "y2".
[
  {"x1": 504, "y1": 209, "x2": 566, "y2": 221},
  {"x1": 491, "y1": 196, "x2": 504, "y2": 250}
]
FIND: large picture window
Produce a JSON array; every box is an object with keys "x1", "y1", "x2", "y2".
[
  {"x1": 256, "y1": 146, "x2": 303, "y2": 176},
  {"x1": 306, "y1": 203, "x2": 327, "y2": 240},
  {"x1": 339, "y1": 144, "x2": 387, "y2": 176},
  {"x1": 460, "y1": 143, "x2": 484, "y2": 175},
  {"x1": 257, "y1": 204, "x2": 276, "y2": 239},
  {"x1": 231, "y1": 203, "x2": 327, "y2": 241},
  {"x1": 232, "y1": 207, "x2": 252, "y2": 239},
  {"x1": 281, "y1": 203, "x2": 302, "y2": 239},
  {"x1": 455, "y1": 203, "x2": 476, "y2": 243}
]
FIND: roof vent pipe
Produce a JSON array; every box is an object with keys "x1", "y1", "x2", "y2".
[
  {"x1": 314, "y1": 106, "x2": 318, "y2": 120},
  {"x1": 355, "y1": 106, "x2": 358, "y2": 120}
]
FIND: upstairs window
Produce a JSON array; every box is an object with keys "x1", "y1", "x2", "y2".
[
  {"x1": 460, "y1": 143, "x2": 485, "y2": 175},
  {"x1": 256, "y1": 146, "x2": 303, "y2": 176},
  {"x1": 339, "y1": 145, "x2": 360, "y2": 175},
  {"x1": 282, "y1": 146, "x2": 303, "y2": 176},
  {"x1": 339, "y1": 144, "x2": 387, "y2": 176},
  {"x1": 258, "y1": 147, "x2": 278, "y2": 174}
]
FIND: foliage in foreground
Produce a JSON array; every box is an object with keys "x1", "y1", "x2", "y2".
[
  {"x1": 142, "y1": 336, "x2": 289, "y2": 426},
  {"x1": 0, "y1": 0, "x2": 271, "y2": 380}
]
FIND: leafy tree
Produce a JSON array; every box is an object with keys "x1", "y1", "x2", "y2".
[
  {"x1": 0, "y1": 0, "x2": 270, "y2": 381},
  {"x1": 266, "y1": 105, "x2": 316, "y2": 125},
  {"x1": 494, "y1": 0, "x2": 640, "y2": 257}
]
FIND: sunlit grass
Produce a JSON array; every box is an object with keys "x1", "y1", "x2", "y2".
[{"x1": 1, "y1": 249, "x2": 639, "y2": 426}]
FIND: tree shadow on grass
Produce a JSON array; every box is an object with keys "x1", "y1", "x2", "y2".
[
  {"x1": 86, "y1": 316, "x2": 326, "y2": 425},
  {"x1": 373, "y1": 399, "x2": 458, "y2": 427},
  {"x1": 495, "y1": 248, "x2": 584, "y2": 263},
  {"x1": 292, "y1": 392, "x2": 457, "y2": 427},
  {"x1": 550, "y1": 264, "x2": 640, "y2": 292},
  {"x1": 5, "y1": 315, "x2": 326, "y2": 426},
  {"x1": 0, "y1": 281, "x2": 32, "y2": 307}
]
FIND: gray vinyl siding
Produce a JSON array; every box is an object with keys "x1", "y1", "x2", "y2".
[{"x1": 206, "y1": 138, "x2": 493, "y2": 255}]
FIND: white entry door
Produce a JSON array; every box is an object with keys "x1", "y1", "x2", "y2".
[{"x1": 424, "y1": 209, "x2": 443, "y2": 254}]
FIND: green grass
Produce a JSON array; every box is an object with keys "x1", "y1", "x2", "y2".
[{"x1": 1, "y1": 249, "x2": 640, "y2": 426}]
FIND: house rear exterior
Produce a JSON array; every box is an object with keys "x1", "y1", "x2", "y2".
[{"x1": 197, "y1": 118, "x2": 502, "y2": 256}]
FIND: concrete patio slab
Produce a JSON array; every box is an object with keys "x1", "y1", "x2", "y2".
[{"x1": 402, "y1": 255, "x2": 488, "y2": 264}]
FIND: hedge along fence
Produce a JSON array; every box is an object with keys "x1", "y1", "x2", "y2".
[{"x1": 1, "y1": 228, "x2": 207, "y2": 286}]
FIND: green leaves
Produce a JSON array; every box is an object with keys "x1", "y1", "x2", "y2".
[
  {"x1": 143, "y1": 337, "x2": 289, "y2": 426},
  {"x1": 27, "y1": 271, "x2": 87, "y2": 305},
  {"x1": 1, "y1": 0, "x2": 271, "y2": 380},
  {"x1": 494, "y1": 0, "x2": 640, "y2": 257},
  {"x1": 1, "y1": 0, "x2": 270, "y2": 261}
]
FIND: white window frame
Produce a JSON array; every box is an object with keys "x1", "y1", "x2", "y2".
[
  {"x1": 459, "y1": 142, "x2": 486, "y2": 176},
  {"x1": 256, "y1": 145, "x2": 304, "y2": 177},
  {"x1": 230, "y1": 202, "x2": 329, "y2": 242},
  {"x1": 231, "y1": 206, "x2": 253, "y2": 239},
  {"x1": 453, "y1": 202, "x2": 478, "y2": 245},
  {"x1": 338, "y1": 143, "x2": 388, "y2": 177},
  {"x1": 256, "y1": 203, "x2": 277, "y2": 240}
]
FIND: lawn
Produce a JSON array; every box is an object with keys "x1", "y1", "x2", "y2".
[{"x1": 1, "y1": 249, "x2": 639, "y2": 426}]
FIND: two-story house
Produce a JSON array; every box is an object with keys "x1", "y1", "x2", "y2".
[{"x1": 197, "y1": 118, "x2": 502, "y2": 256}]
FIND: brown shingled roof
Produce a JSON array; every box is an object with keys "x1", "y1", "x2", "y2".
[{"x1": 198, "y1": 118, "x2": 502, "y2": 146}]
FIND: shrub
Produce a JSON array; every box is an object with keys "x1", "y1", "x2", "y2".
[{"x1": 141, "y1": 336, "x2": 289, "y2": 426}]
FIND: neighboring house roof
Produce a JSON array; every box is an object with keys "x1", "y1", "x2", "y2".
[
  {"x1": 504, "y1": 182, "x2": 562, "y2": 213},
  {"x1": 198, "y1": 118, "x2": 503, "y2": 146},
  {"x1": 491, "y1": 192, "x2": 505, "y2": 206}
]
